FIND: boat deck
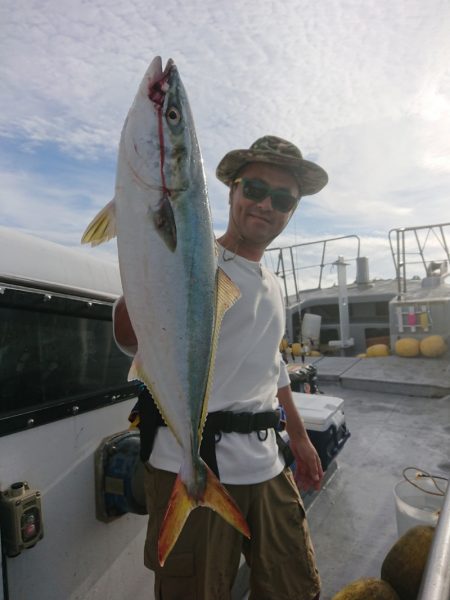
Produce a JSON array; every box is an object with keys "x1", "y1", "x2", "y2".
[
  {"x1": 307, "y1": 381, "x2": 449, "y2": 599},
  {"x1": 298, "y1": 355, "x2": 450, "y2": 398},
  {"x1": 238, "y1": 357, "x2": 450, "y2": 600}
]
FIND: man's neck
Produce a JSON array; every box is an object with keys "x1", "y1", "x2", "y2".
[{"x1": 216, "y1": 233, "x2": 265, "y2": 262}]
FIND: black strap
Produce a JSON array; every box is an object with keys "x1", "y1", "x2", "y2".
[
  {"x1": 136, "y1": 388, "x2": 165, "y2": 462},
  {"x1": 205, "y1": 410, "x2": 281, "y2": 434},
  {"x1": 133, "y1": 387, "x2": 284, "y2": 477},
  {"x1": 275, "y1": 432, "x2": 295, "y2": 467}
]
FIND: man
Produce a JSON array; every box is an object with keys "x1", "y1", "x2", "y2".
[{"x1": 114, "y1": 135, "x2": 328, "y2": 600}]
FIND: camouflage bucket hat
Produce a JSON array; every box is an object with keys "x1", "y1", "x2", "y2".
[{"x1": 216, "y1": 135, "x2": 328, "y2": 196}]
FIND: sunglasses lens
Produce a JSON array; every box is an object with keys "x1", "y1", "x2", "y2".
[
  {"x1": 271, "y1": 191, "x2": 297, "y2": 213},
  {"x1": 240, "y1": 178, "x2": 298, "y2": 213},
  {"x1": 242, "y1": 179, "x2": 269, "y2": 201}
]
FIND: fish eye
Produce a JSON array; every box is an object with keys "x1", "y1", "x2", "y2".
[{"x1": 166, "y1": 106, "x2": 181, "y2": 126}]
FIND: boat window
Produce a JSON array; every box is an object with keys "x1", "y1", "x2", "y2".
[
  {"x1": 304, "y1": 305, "x2": 340, "y2": 323},
  {"x1": 0, "y1": 287, "x2": 137, "y2": 436},
  {"x1": 319, "y1": 328, "x2": 339, "y2": 344}
]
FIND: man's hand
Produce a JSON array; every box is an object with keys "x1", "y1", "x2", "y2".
[
  {"x1": 113, "y1": 296, "x2": 138, "y2": 353},
  {"x1": 277, "y1": 384, "x2": 324, "y2": 492},
  {"x1": 289, "y1": 434, "x2": 323, "y2": 492}
]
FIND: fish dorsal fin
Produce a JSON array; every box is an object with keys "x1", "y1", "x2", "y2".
[
  {"x1": 81, "y1": 199, "x2": 117, "y2": 246},
  {"x1": 128, "y1": 353, "x2": 183, "y2": 446},
  {"x1": 198, "y1": 268, "x2": 241, "y2": 435}
]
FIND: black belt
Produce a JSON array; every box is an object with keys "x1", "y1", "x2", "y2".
[
  {"x1": 131, "y1": 386, "x2": 292, "y2": 478},
  {"x1": 205, "y1": 409, "x2": 281, "y2": 434}
]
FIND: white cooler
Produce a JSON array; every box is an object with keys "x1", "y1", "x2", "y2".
[{"x1": 281, "y1": 392, "x2": 350, "y2": 470}]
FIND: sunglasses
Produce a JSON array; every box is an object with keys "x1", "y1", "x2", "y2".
[{"x1": 233, "y1": 177, "x2": 299, "y2": 213}]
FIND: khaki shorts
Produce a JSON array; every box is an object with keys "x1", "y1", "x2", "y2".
[{"x1": 144, "y1": 465, "x2": 321, "y2": 600}]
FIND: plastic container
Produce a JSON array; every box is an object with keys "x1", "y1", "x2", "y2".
[
  {"x1": 301, "y1": 313, "x2": 321, "y2": 346},
  {"x1": 394, "y1": 476, "x2": 447, "y2": 536}
]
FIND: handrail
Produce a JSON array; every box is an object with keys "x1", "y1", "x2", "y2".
[
  {"x1": 388, "y1": 222, "x2": 450, "y2": 295},
  {"x1": 263, "y1": 235, "x2": 361, "y2": 305},
  {"x1": 418, "y1": 481, "x2": 450, "y2": 600}
]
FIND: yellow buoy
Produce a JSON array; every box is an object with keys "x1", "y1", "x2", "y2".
[
  {"x1": 366, "y1": 344, "x2": 390, "y2": 357},
  {"x1": 419, "y1": 335, "x2": 448, "y2": 358},
  {"x1": 279, "y1": 337, "x2": 289, "y2": 352},
  {"x1": 394, "y1": 337, "x2": 420, "y2": 358},
  {"x1": 332, "y1": 577, "x2": 399, "y2": 599},
  {"x1": 381, "y1": 525, "x2": 434, "y2": 600},
  {"x1": 291, "y1": 342, "x2": 302, "y2": 356}
]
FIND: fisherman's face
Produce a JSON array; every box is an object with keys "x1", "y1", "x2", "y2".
[{"x1": 229, "y1": 162, "x2": 300, "y2": 246}]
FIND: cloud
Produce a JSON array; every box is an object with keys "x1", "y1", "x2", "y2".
[{"x1": 1, "y1": 0, "x2": 449, "y2": 286}]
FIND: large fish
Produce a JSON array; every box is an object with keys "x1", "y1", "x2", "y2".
[{"x1": 82, "y1": 56, "x2": 250, "y2": 565}]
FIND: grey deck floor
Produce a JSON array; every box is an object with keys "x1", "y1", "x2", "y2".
[
  {"x1": 306, "y1": 383, "x2": 450, "y2": 600},
  {"x1": 238, "y1": 379, "x2": 449, "y2": 600}
]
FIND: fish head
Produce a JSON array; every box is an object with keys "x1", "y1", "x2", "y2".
[
  {"x1": 120, "y1": 57, "x2": 203, "y2": 203},
  {"x1": 118, "y1": 57, "x2": 207, "y2": 251},
  {"x1": 156, "y1": 60, "x2": 203, "y2": 195}
]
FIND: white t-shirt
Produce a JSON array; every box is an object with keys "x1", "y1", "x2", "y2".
[{"x1": 149, "y1": 245, "x2": 290, "y2": 484}]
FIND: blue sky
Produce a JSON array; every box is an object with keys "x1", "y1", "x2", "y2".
[{"x1": 1, "y1": 0, "x2": 449, "y2": 285}]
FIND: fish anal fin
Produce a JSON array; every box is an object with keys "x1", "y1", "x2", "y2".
[
  {"x1": 81, "y1": 199, "x2": 117, "y2": 246},
  {"x1": 128, "y1": 354, "x2": 183, "y2": 446},
  {"x1": 158, "y1": 474, "x2": 195, "y2": 566},
  {"x1": 158, "y1": 461, "x2": 250, "y2": 566}
]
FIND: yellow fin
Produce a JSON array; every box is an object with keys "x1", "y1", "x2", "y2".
[
  {"x1": 202, "y1": 463, "x2": 250, "y2": 539},
  {"x1": 81, "y1": 199, "x2": 117, "y2": 246},
  {"x1": 158, "y1": 474, "x2": 196, "y2": 566},
  {"x1": 216, "y1": 267, "x2": 242, "y2": 313},
  {"x1": 199, "y1": 268, "x2": 241, "y2": 434},
  {"x1": 158, "y1": 461, "x2": 249, "y2": 566}
]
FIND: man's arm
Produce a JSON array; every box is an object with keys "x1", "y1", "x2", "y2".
[
  {"x1": 277, "y1": 384, "x2": 324, "y2": 491},
  {"x1": 113, "y1": 296, "x2": 138, "y2": 355}
]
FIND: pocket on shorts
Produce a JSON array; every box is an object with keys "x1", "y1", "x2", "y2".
[
  {"x1": 151, "y1": 552, "x2": 197, "y2": 600},
  {"x1": 282, "y1": 467, "x2": 307, "y2": 514},
  {"x1": 281, "y1": 468, "x2": 321, "y2": 589},
  {"x1": 144, "y1": 464, "x2": 176, "y2": 511},
  {"x1": 150, "y1": 550, "x2": 194, "y2": 576}
]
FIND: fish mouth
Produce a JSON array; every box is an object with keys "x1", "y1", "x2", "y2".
[{"x1": 147, "y1": 56, "x2": 175, "y2": 107}]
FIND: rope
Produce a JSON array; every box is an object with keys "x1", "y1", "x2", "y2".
[{"x1": 402, "y1": 467, "x2": 448, "y2": 497}]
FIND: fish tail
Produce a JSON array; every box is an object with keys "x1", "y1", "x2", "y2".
[{"x1": 157, "y1": 460, "x2": 250, "y2": 566}]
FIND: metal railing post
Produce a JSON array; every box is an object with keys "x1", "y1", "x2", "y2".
[{"x1": 418, "y1": 483, "x2": 450, "y2": 600}]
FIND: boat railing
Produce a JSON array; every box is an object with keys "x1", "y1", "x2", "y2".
[
  {"x1": 263, "y1": 235, "x2": 361, "y2": 307},
  {"x1": 418, "y1": 481, "x2": 450, "y2": 600},
  {"x1": 388, "y1": 222, "x2": 450, "y2": 296}
]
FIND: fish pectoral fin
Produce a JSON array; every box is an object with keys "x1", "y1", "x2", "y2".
[
  {"x1": 158, "y1": 474, "x2": 196, "y2": 566},
  {"x1": 81, "y1": 199, "x2": 117, "y2": 246},
  {"x1": 152, "y1": 195, "x2": 177, "y2": 251},
  {"x1": 201, "y1": 463, "x2": 250, "y2": 539},
  {"x1": 158, "y1": 462, "x2": 250, "y2": 567}
]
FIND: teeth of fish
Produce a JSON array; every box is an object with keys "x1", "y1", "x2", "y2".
[{"x1": 81, "y1": 56, "x2": 248, "y2": 563}]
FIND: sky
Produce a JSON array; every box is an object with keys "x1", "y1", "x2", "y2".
[{"x1": 1, "y1": 0, "x2": 450, "y2": 288}]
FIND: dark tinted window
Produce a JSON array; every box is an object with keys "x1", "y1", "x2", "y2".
[{"x1": 0, "y1": 287, "x2": 135, "y2": 430}]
